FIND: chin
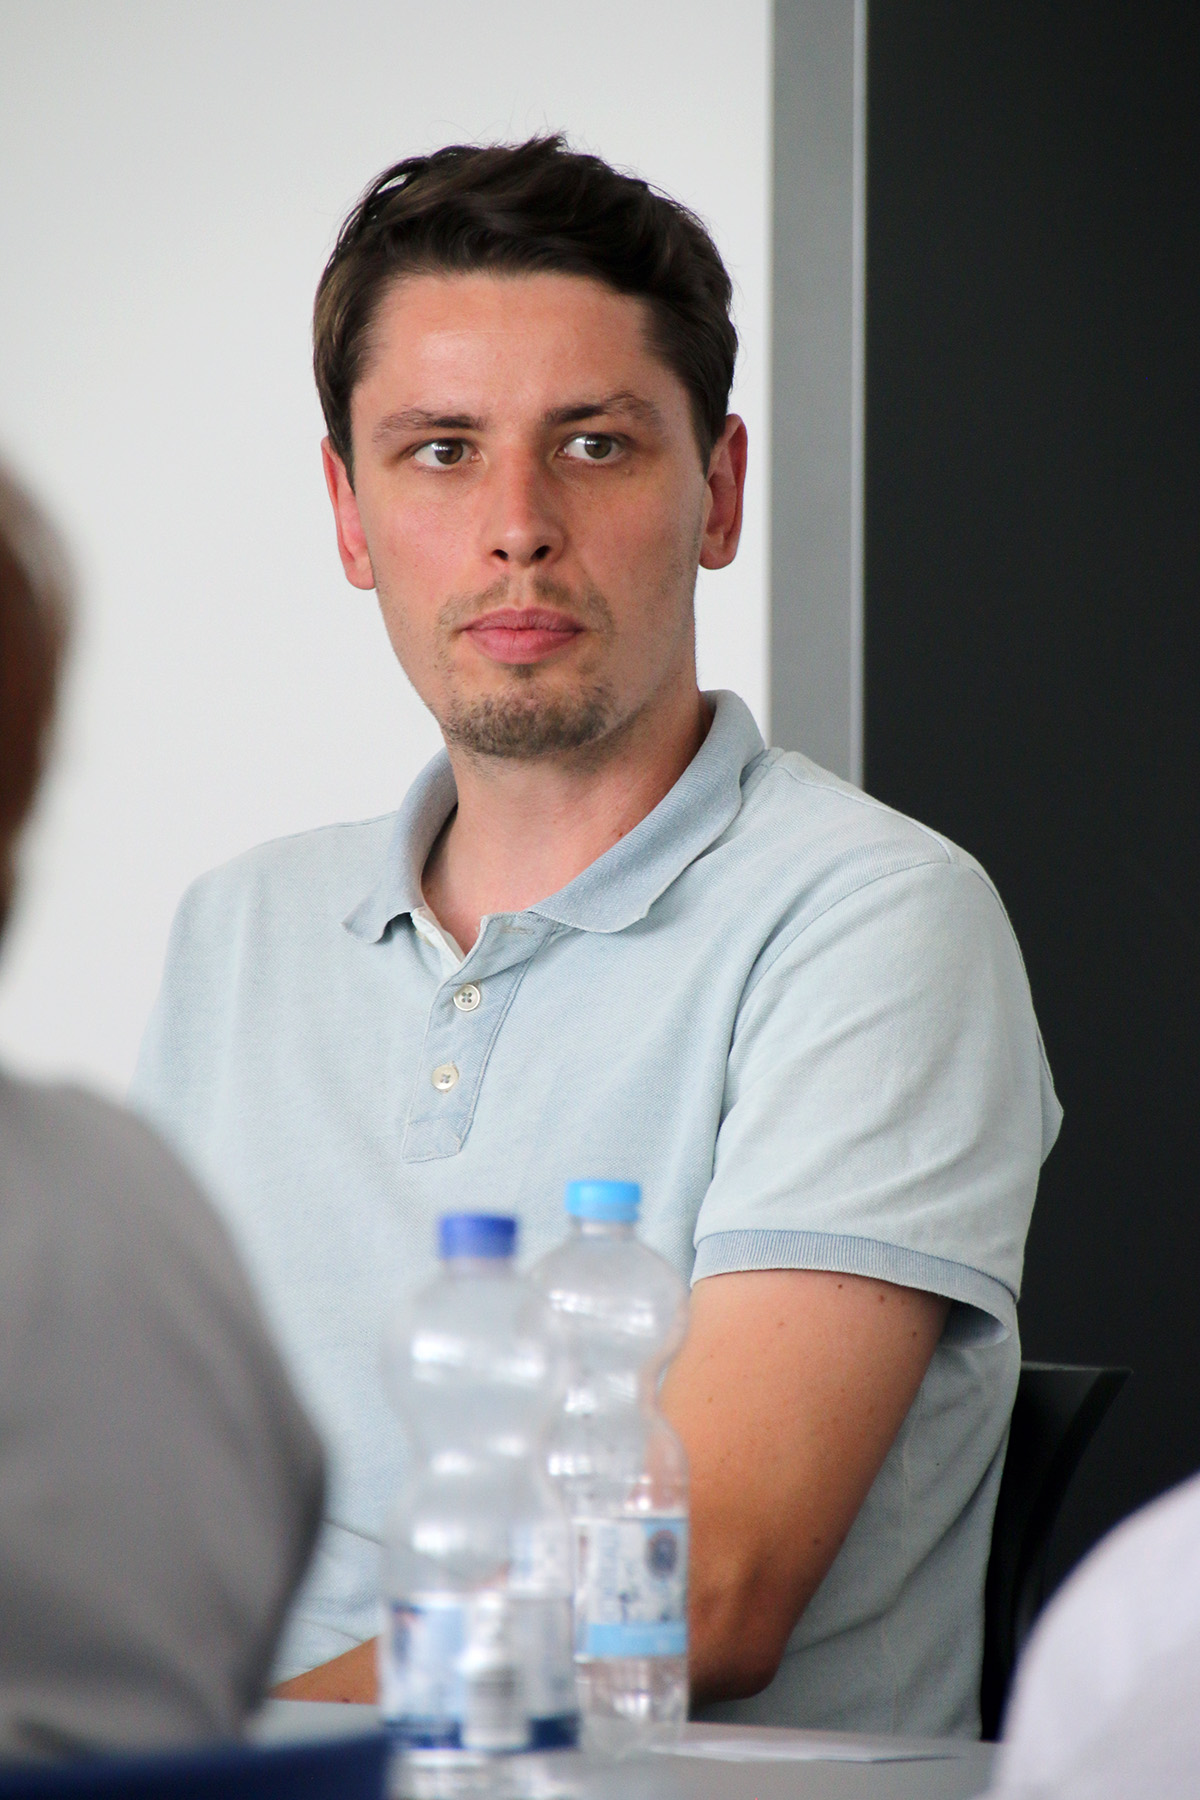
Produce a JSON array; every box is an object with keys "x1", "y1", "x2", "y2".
[{"x1": 439, "y1": 682, "x2": 616, "y2": 759}]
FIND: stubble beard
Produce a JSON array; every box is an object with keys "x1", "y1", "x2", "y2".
[{"x1": 433, "y1": 576, "x2": 620, "y2": 761}]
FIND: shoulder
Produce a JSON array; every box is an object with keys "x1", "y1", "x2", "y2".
[
  {"x1": 174, "y1": 812, "x2": 398, "y2": 928},
  {"x1": 1, "y1": 1070, "x2": 254, "y2": 1302},
  {"x1": 719, "y1": 752, "x2": 1061, "y2": 1149},
  {"x1": 0, "y1": 1074, "x2": 311, "y2": 1378},
  {"x1": 744, "y1": 746, "x2": 976, "y2": 870},
  {"x1": 717, "y1": 745, "x2": 1006, "y2": 950},
  {"x1": 0, "y1": 1067, "x2": 322, "y2": 1475},
  {"x1": 0, "y1": 1070, "x2": 324, "y2": 1746},
  {"x1": 0, "y1": 1070, "x2": 188, "y2": 1194},
  {"x1": 158, "y1": 815, "x2": 400, "y2": 986}
]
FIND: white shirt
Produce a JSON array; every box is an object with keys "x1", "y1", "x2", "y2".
[{"x1": 992, "y1": 1471, "x2": 1200, "y2": 1797}]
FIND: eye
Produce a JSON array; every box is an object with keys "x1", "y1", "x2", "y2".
[
  {"x1": 562, "y1": 433, "x2": 622, "y2": 463},
  {"x1": 413, "y1": 439, "x2": 469, "y2": 468}
]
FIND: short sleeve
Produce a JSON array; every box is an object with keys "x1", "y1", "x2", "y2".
[{"x1": 692, "y1": 859, "x2": 1061, "y2": 1342}]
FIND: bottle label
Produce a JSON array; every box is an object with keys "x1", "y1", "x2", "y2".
[
  {"x1": 510, "y1": 1518, "x2": 573, "y2": 1595},
  {"x1": 380, "y1": 1595, "x2": 464, "y2": 1749},
  {"x1": 380, "y1": 1593, "x2": 579, "y2": 1752},
  {"x1": 574, "y1": 1516, "x2": 689, "y2": 1660}
]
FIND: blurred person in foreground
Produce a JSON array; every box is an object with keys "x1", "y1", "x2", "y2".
[
  {"x1": 0, "y1": 466, "x2": 325, "y2": 1758},
  {"x1": 987, "y1": 1470, "x2": 1200, "y2": 1799}
]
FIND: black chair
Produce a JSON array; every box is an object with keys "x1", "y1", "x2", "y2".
[
  {"x1": 0, "y1": 1731, "x2": 390, "y2": 1800},
  {"x1": 980, "y1": 1360, "x2": 1129, "y2": 1740}
]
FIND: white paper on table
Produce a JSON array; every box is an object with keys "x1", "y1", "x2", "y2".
[{"x1": 652, "y1": 1730, "x2": 962, "y2": 1764}]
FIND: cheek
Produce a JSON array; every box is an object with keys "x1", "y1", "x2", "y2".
[
  {"x1": 370, "y1": 497, "x2": 461, "y2": 586},
  {"x1": 583, "y1": 479, "x2": 693, "y2": 563},
  {"x1": 590, "y1": 491, "x2": 702, "y2": 611},
  {"x1": 365, "y1": 516, "x2": 446, "y2": 658}
]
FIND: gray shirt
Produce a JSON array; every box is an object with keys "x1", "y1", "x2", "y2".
[
  {"x1": 132, "y1": 691, "x2": 1060, "y2": 1735},
  {"x1": 0, "y1": 1073, "x2": 324, "y2": 1757}
]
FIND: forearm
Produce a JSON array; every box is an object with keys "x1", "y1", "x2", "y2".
[
  {"x1": 675, "y1": 1414, "x2": 851, "y2": 1705},
  {"x1": 272, "y1": 1277, "x2": 946, "y2": 1712},
  {"x1": 685, "y1": 1520, "x2": 827, "y2": 1703},
  {"x1": 272, "y1": 1637, "x2": 378, "y2": 1703},
  {"x1": 661, "y1": 1269, "x2": 949, "y2": 1705}
]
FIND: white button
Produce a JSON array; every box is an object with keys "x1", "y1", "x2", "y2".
[
  {"x1": 431, "y1": 1062, "x2": 460, "y2": 1092},
  {"x1": 453, "y1": 983, "x2": 482, "y2": 1013}
]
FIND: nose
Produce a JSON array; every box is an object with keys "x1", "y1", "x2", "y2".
[{"x1": 482, "y1": 452, "x2": 564, "y2": 569}]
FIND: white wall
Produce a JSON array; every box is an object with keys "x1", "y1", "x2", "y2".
[{"x1": 0, "y1": 0, "x2": 770, "y2": 1097}]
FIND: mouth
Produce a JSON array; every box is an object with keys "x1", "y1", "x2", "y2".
[{"x1": 460, "y1": 606, "x2": 585, "y2": 666}]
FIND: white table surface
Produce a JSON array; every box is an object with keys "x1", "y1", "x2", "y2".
[{"x1": 253, "y1": 1700, "x2": 996, "y2": 1800}]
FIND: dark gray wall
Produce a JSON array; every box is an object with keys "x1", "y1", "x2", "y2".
[
  {"x1": 863, "y1": 0, "x2": 1200, "y2": 1585},
  {"x1": 771, "y1": 0, "x2": 864, "y2": 780}
]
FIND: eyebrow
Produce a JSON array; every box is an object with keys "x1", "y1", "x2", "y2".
[
  {"x1": 542, "y1": 391, "x2": 666, "y2": 430},
  {"x1": 372, "y1": 407, "x2": 483, "y2": 446},
  {"x1": 370, "y1": 390, "x2": 666, "y2": 449}
]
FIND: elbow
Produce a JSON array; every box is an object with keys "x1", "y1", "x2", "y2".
[
  {"x1": 687, "y1": 1577, "x2": 799, "y2": 1705},
  {"x1": 693, "y1": 1648, "x2": 784, "y2": 1706}
]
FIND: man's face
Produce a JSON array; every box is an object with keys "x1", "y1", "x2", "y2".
[{"x1": 324, "y1": 271, "x2": 744, "y2": 761}]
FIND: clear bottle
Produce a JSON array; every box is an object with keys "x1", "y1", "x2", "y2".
[
  {"x1": 380, "y1": 1213, "x2": 579, "y2": 1799},
  {"x1": 531, "y1": 1181, "x2": 690, "y2": 1758}
]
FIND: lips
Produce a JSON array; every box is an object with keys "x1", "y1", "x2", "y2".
[{"x1": 462, "y1": 607, "x2": 584, "y2": 665}]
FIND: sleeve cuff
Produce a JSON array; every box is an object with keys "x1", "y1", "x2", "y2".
[{"x1": 690, "y1": 1228, "x2": 1016, "y2": 1346}]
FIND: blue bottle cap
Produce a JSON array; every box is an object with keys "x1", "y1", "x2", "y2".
[
  {"x1": 565, "y1": 1180, "x2": 642, "y2": 1223},
  {"x1": 437, "y1": 1213, "x2": 518, "y2": 1260}
]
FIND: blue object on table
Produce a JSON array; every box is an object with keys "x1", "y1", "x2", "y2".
[{"x1": 0, "y1": 1732, "x2": 390, "y2": 1798}]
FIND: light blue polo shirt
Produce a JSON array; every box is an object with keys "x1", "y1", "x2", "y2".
[{"x1": 131, "y1": 691, "x2": 1060, "y2": 1737}]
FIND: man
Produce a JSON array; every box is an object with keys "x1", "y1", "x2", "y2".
[
  {"x1": 133, "y1": 137, "x2": 1060, "y2": 1735},
  {"x1": 0, "y1": 464, "x2": 325, "y2": 1755}
]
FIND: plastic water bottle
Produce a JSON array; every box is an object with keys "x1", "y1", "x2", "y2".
[
  {"x1": 531, "y1": 1181, "x2": 690, "y2": 1757},
  {"x1": 380, "y1": 1213, "x2": 579, "y2": 1798}
]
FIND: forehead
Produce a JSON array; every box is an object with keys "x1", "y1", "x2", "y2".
[{"x1": 353, "y1": 270, "x2": 689, "y2": 422}]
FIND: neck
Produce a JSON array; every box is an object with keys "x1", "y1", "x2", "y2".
[{"x1": 422, "y1": 684, "x2": 710, "y2": 953}]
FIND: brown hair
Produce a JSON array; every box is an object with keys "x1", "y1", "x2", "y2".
[
  {"x1": 313, "y1": 135, "x2": 738, "y2": 478},
  {"x1": 0, "y1": 468, "x2": 70, "y2": 935}
]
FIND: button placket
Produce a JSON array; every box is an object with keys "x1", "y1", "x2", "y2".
[
  {"x1": 429, "y1": 986, "x2": 480, "y2": 1090},
  {"x1": 402, "y1": 920, "x2": 555, "y2": 1162}
]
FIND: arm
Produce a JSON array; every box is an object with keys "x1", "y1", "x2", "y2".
[
  {"x1": 273, "y1": 1640, "x2": 377, "y2": 1703},
  {"x1": 668, "y1": 862, "x2": 1053, "y2": 1704},
  {"x1": 660, "y1": 1266, "x2": 948, "y2": 1704},
  {"x1": 276, "y1": 1265, "x2": 947, "y2": 1707}
]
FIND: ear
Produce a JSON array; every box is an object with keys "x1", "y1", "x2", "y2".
[
  {"x1": 699, "y1": 415, "x2": 748, "y2": 571},
  {"x1": 322, "y1": 438, "x2": 376, "y2": 590}
]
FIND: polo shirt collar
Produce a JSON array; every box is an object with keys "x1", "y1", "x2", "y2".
[
  {"x1": 343, "y1": 754, "x2": 456, "y2": 944},
  {"x1": 343, "y1": 689, "x2": 765, "y2": 945}
]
